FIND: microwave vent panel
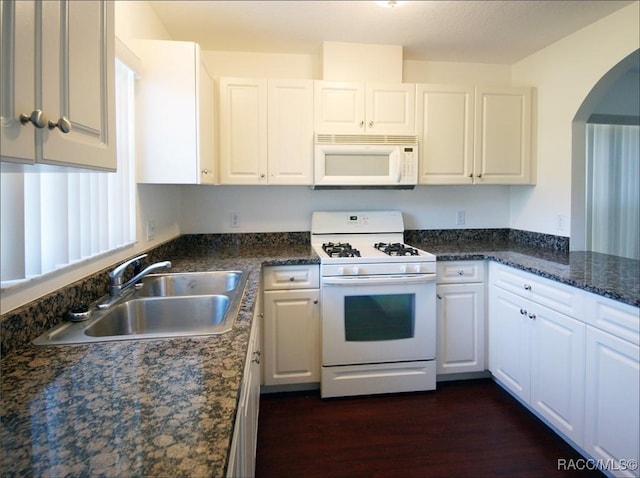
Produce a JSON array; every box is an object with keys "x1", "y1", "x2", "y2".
[{"x1": 314, "y1": 134, "x2": 417, "y2": 145}]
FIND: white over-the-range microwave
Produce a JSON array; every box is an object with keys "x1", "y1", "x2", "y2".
[{"x1": 313, "y1": 134, "x2": 419, "y2": 189}]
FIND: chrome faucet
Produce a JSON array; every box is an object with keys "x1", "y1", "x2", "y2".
[{"x1": 98, "y1": 254, "x2": 171, "y2": 308}]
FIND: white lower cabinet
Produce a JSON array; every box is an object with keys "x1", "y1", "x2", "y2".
[
  {"x1": 489, "y1": 263, "x2": 586, "y2": 445},
  {"x1": 584, "y1": 326, "x2": 639, "y2": 478},
  {"x1": 262, "y1": 265, "x2": 320, "y2": 386},
  {"x1": 227, "y1": 304, "x2": 261, "y2": 478},
  {"x1": 436, "y1": 261, "x2": 486, "y2": 375}
]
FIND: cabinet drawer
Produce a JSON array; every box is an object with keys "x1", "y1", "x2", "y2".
[
  {"x1": 584, "y1": 292, "x2": 639, "y2": 346},
  {"x1": 437, "y1": 261, "x2": 485, "y2": 284},
  {"x1": 263, "y1": 265, "x2": 319, "y2": 290},
  {"x1": 489, "y1": 262, "x2": 583, "y2": 319}
]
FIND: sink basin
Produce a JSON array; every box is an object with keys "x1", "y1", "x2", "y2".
[
  {"x1": 85, "y1": 295, "x2": 231, "y2": 338},
  {"x1": 136, "y1": 271, "x2": 244, "y2": 297},
  {"x1": 33, "y1": 270, "x2": 249, "y2": 345}
]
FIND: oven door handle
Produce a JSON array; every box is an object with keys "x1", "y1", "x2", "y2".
[{"x1": 322, "y1": 274, "x2": 436, "y2": 286}]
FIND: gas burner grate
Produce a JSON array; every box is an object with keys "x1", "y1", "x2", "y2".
[
  {"x1": 374, "y1": 242, "x2": 420, "y2": 256},
  {"x1": 322, "y1": 242, "x2": 361, "y2": 258}
]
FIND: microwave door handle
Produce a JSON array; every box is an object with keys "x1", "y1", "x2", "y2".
[{"x1": 394, "y1": 151, "x2": 402, "y2": 181}]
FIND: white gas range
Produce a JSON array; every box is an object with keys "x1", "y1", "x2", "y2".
[{"x1": 311, "y1": 211, "x2": 437, "y2": 398}]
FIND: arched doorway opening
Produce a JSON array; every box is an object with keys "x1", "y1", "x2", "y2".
[{"x1": 571, "y1": 49, "x2": 639, "y2": 254}]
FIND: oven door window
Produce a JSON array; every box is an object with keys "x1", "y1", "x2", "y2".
[{"x1": 344, "y1": 294, "x2": 415, "y2": 341}]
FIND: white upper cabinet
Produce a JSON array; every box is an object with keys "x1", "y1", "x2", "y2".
[
  {"x1": 1, "y1": 0, "x2": 116, "y2": 170},
  {"x1": 219, "y1": 77, "x2": 313, "y2": 185},
  {"x1": 474, "y1": 87, "x2": 532, "y2": 184},
  {"x1": 314, "y1": 81, "x2": 415, "y2": 135},
  {"x1": 133, "y1": 39, "x2": 216, "y2": 184},
  {"x1": 417, "y1": 84, "x2": 533, "y2": 185}
]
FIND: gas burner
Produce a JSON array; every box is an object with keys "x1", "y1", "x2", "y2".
[
  {"x1": 322, "y1": 242, "x2": 361, "y2": 258},
  {"x1": 374, "y1": 242, "x2": 420, "y2": 256}
]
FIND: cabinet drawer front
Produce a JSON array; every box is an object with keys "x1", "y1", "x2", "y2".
[
  {"x1": 437, "y1": 261, "x2": 485, "y2": 283},
  {"x1": 263, "y1": 265, "x2": 319, "y2": 290},
  {"x1": 490, "y1": 262, "x2": 583, "y2": 318},
  {"x1": 584, "y1": 293, "x2": 639, "y2": 345}
]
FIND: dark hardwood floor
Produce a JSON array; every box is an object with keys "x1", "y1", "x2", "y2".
[{"x1": 256, "y1": 379, "x2": 603, "y2": 478}]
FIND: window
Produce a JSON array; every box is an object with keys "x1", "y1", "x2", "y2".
[
  {"x1": 586, "y1": 122, "x2": 640, "y2": 259},
  {"x1": 0, "y1": 59, "x2": 136, "y2": 286}
]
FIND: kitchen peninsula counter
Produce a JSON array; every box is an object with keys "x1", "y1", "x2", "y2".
[
  {"x1": 1, "y1": 239, "x2": 637, "y2": 477},
  {"x1": 423, "y1": 241, "x2": 639, "y2": 307}
]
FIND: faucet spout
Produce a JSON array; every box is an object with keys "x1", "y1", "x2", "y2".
[
  {"x1": 97, "y1": 257, "x2": 172, "y2": 309},
  {"x1": 121, "y1": 261, "x2": 172, "y2": 292}
]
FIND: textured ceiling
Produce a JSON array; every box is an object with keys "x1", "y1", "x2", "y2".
[{"x1": 147, "y1": 0, "x2": 634, "y2": 64}]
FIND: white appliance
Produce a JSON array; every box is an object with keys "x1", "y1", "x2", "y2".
[
  {"x1": 311, "y1": 210, "x2": 437, "y2": 398},
  {"x1": 313, "y1": 134, "x2": 418, "y2": 189}
]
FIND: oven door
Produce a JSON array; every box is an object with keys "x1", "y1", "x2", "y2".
[{"x1": 321, "y1": 274, "x2": 436, "y2": 366}]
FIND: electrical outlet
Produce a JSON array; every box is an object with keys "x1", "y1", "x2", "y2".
[
  {"x1": 556, "y1": 214, "x2": 567, "y2": 231},
  {"x1": 230, "y1": 212, "x2": 240, "y2": 228},
  {"x1": 146, "y1": 220, "x2": 156, "y2": 241},
  {"x1": 456, "y1": 210, "x2": 466, "y2": 226}
]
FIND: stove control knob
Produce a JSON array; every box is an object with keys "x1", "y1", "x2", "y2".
[
  {"x1": 352, "y1": 266, "x2": 360, "y2": 275},
  {"x1": 338, "y1": 266, "x2": 345, "y2": 275},
  {"x1": 414, "y1": 265, "x2": 421, "y2": 273},
  {"x1": 400, "y1": 265, "x2": 407, "y2": 274}
]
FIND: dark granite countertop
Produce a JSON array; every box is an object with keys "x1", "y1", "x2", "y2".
[
  {"x1": 1, "y1": 244, "x2": 318, "y2": 478},
  {"x1": 1, "y1": 241, "x2": 637, "y2": 477},
  {"x1": 416, "y1": 241, "x2": 639, "y2": 307}
]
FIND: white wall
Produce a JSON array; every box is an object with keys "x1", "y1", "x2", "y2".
[
  {"x1": 593, "y1": 69, "x2": 640, "y2": 117},
  {"x1": 202, "y1": 51, "x2": 319, "y2": 79},
  {"x1": 510, "y1": 2, "x2": 639, "y2": 237},
  {"x1": 180, "y1": 185, "x2": 511, "y2": 233}
]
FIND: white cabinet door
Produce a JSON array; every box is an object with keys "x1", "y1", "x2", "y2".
[
  {"x1": 263, "y1": 288, "x2": 320, "y2": 385},
  {"x1": 131, "y1": 40, "x2": 215, "y2": 184},
  {"x1": 0, "y1": 0, "x2": 36, "y2": 163},
  {"x1": 488, "y1": 286, "x2": 531, "y2": 402},
  {"x1": 1, "y1": 0, "x2": 115, "y2": 170},
  {"x1": 366, "y1": 83, "x2": 415, "y2": 134},
  {"x1": 530, "y1": 304, "x2": 585, "y2": 444},
  {"x1": 314, "y1": 81, "x2": 365, "y2": 134},
  {"x1": 134, "y1": 40, "x2": 216, "y2": 184},
  {"x1": 474, "y1": 86, "x2": 532, "y2": 184},
  {"x1": 417, "y1": 84, "x2": 474, "y2": 184},
  {"x1": 219, "y1": 77, "x2": 268, "y2": 184},
  {"x1": 267, "y1": 79, "x2": 314, "y2": 184},
  {"x1": 436, "y1": 282, "x2": 485, "y2": 374},
  {"x1": 41, "y1": 0, "x2": 115, "y2": 170},
  {"x1": 585, "y1": 326, "x2": 640, "y2": 478}
]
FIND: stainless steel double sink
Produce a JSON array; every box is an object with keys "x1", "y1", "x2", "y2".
[{"x1": 33, "y1": 271, "x2": 249, "y2": 346}]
